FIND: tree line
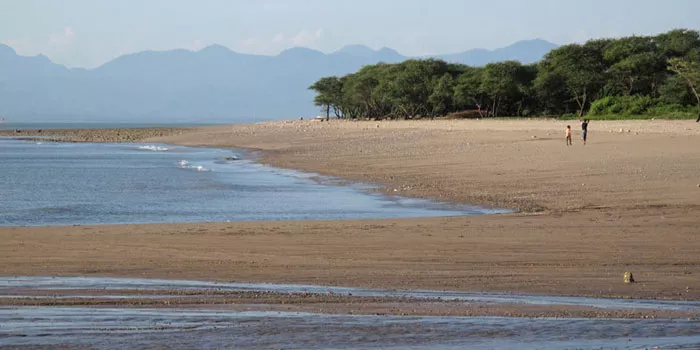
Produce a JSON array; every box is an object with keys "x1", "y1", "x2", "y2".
[{"x1": 309, "y1": 29, "x2": 700, "y2": 121}]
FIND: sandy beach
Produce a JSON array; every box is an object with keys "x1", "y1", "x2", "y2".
[{"x1": 2, "y1": 119, "x2": 700, "y2": 306}]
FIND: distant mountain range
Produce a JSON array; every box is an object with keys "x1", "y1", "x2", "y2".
[{"x1": 0, "y1": 39, "x2": 558, "y2": 123}]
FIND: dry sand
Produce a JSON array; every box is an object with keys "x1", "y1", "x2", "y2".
[{"x1": 2, "y1": 119, "x2": 700, "y2": 304}]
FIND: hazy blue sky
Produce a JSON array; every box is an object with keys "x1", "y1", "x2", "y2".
[{"x1": 2, "y1": 0, "x2": 699, "y2": 68}]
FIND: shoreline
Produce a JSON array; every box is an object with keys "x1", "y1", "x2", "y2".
[
  {"x1": 1, "y1": 119, "x2": 700, "y2": 310},
  {"x1": 0, "y1": 126, "x2": 194, "y2": 143},
  {"x1": 0, "y1": 135, "x2": 502, "y2": 228},
  {"x1": 152, "y1": 119, "x2": 700, "y2": 213}
]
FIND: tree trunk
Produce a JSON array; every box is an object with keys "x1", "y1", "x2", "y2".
[
  {"x1": 690, "y1": 85, "x2": 700, "y2": 122},
  {"x1": 333, "y1": 106, "x2": 342, "y2": 118},
  {"x1": 517, "y1": 99, "x2": 523, "y2": 117},
  {"x1": 494, "y1": 97, "x2": 501, "y2": 117},
  {"x1": 475, "y1": 103, "x2": 484, "y2": 118},
  {"x1": 627, "y1": 76, "x2": 634, "y2": 96},
  {"x1": 491, "y1": 98, "x2": 497, "y2": 118},
  {"x1": 575, "y1": 89, "x2": 588, "y2": 118}
]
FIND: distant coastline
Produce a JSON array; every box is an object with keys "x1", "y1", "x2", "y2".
[{"x1": 0, "y1": 121, "x2": 224, "y2": 131}]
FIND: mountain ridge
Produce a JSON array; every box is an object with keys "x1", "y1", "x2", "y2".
[{"x1": 0, "y1": 39, "x2": 559, "y2": 123}]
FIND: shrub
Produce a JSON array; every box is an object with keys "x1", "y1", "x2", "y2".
[
  {"x1": 646, "y1": 103, "x2": 695, "y2": 115},
  {"x1": 589, "y1": 95, "x2": 656, "y2": 116}
]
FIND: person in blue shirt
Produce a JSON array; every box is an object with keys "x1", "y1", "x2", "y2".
[{"x1": 579, "y1": 119, "x2": 589, "y2": 145}]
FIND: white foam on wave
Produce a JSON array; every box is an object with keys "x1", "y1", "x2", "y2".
[
  {"x1": 177, "y1": 160, "x2": 211, "y2": 172},
  {"x1": 138, "y1": 145, "x2": 170, "y2": 152}
]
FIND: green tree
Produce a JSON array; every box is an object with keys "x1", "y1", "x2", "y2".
[
  {"x1": 309, "y1": 76, "x2": 343, "y2": 119},
  {"x1": 608, "y1": 52, "x2": 666, "y2": 96},
  {"x1": 453, "y1": 67, "x2": 486, "y2": 115},
  {"x1": 310, "y1": 29, "x2": 700, "y2": 120},
  {"x1": 603, "y1": 36, "x2": 666, "y2": 96},
  {"x1": 659, "y1": 74, "x2": 693, "y2": 105},
  {"x1": 479, "y1": 61, "x2": 531, "y2": 116},
  {"x1": 428, "y1": 73, "x2": 454, "y2": 117},
  {"x1": 388, "y1": 59, "x2": 450, "y2": 118},
  {"x1": 656, "y1": 29, "x2": 700, "y2": 58},
  {"x1": 538, "y1": 44, "x2": 606, "y2": 117},
  {"x1": 668, "y1": 57, "x2": 700, "y2": 121}
]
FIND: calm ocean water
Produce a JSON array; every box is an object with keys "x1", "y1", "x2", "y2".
[{"x1": 0, "y1": 138, "x2": 506, "y2": 226}]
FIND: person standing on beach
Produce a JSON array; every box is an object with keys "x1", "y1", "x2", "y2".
[
  {"x1": 579, "y1": 119, "x2": 590, "y2": 145},
  {"x1": 565, "y1": 125, "x2": 572, "y2": 146}
]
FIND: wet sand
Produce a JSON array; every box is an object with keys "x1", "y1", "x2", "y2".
[
  {"x1": 5, "y1": 307, "x2": 699, "y2": 349},
  {"x1": 1, "y1": 119, "x2": 700, "y2": 304},
  {"x1": 0, "y1": 126, "x2": 192, "y2": 143},
  {"x1": 2, "y1": 277, "x2": 698, "y2": 319},
  {"x1": 3, "y1": 277, "x2": 699, "y2": 348}
]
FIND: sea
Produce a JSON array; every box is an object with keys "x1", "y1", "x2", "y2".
[{"x1": 0, "y1": 137, "x2": 506, "y2": 227}]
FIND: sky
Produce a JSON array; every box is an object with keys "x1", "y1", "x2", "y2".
[{"x1": 1, "y1": 0, "x2": 700, "y2": 69}]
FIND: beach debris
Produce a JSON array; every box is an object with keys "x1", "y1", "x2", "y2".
[{"x1": 624, "y1": 272, "x2": 635, "y2": 284}]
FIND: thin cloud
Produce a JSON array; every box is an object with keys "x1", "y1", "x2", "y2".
[
  {"x1": 49, "y1": 26, "x2": 76, "y2": 47},
  {"x1": 290, "y1": 28, "x2": 323, "y2": 46},
  {"x1": 240, "y1": 28, "x2": 324, "y2": 54}
]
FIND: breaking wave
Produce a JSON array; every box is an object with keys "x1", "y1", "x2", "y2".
[
  {"x1": 138, "y1": 145, "x2": 170, "y2": 152},
  {"x1": 177, "y1": 160, "x2": 211, "y2": 172}
]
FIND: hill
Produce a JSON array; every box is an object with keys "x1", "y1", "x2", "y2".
[{"x1": 0, "y1": 39, "x2": 558, "y2": 123}]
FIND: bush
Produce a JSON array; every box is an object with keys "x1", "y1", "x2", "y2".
[
  {"x1": 646, "y1": 103, "x2": 695, "y2": 115},
  {"x1": 589, "y1": 95, "x2": 656, "y2": 116}
]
